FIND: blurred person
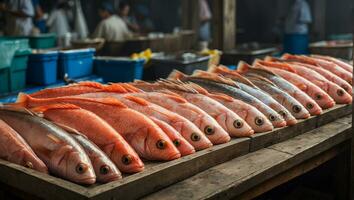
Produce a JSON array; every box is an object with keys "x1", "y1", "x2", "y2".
[
  {"x1": 47, "y1": 1, "x2": 71, "y2": 38},
  {"x1": 199, "y1": 0, "x2": 212, "y2": 42},
  {"x1": 283, "y1": 0, "x2": 312, "y2": 54},
  {"x1": 0, "y1": 0, "x2": 36, "y2": 36},
  {"x1": 92, "y1": 2, "x2": 132, "y2": 41},
  {"x1": 135, "y1": 4, "x2": 154, "y2": 34},
  {"x1": 118, "y1": 1, "x2": 139, "y2": 32},
  {"x1": 31, "y1": 0, "x2": 46, "y2": 33}
]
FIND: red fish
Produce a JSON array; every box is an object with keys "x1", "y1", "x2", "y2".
[
  {"x1": 311, "y1": 54, "x2": 353, "y2": 73},
  {"x1": 16, "y1": 94, "x2": 181, "y2": 161}
]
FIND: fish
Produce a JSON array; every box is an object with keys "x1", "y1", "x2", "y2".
[
  {"x1": 30, "y1": 104, "x2": 144, "y2": 173},
  {"x1": 0, "y1": 119, "x2": 48, "y2": 173},
  {"x1": 132, "y1": 81, "x2": 255, "y2": 137},
  {"x1": 311, "y1": 54, "x2": 353, "y2": 73},
  {"x1": 206, "y1": 66, "x2": 297, "y2": 126},
  {"x1": 281, "y1": 54, "x2": 352, "y2": 84},
  {"x1": 160, "y1": 81, "x2": 255, "y2": 137},
  {"x1": 237, "y1": 61, "x2": 323, "y2": 116},
  {"x1": 245, "y1": 76, "x2": 310, "y2": 119},
  {"x1": 253, "y1": 61, "x2": 335, "y2": 109},
  {"x1": 168, "y1": 70, "x2": 286, "y2": 128},
  {"x1": 78, "y1": 93, "x2": 201, "y2": 153},
  {"x1": 82, "y1": 89, "x2": 213, "y2": 150},
  {"x1": 0, "y1": 107, "x2": 96, "y2": 185},
  {"x1": 70, "y1": 133, "x2": 122, "y2": 183},
  {"x1": 261, "y1": 58, "x2": 352, "y2": 104},
  {"x1": 30, "y1": 82, "x2": 105, "y2": 99},
  {"x1": 286, "y1": 61, "x2": 353, "y2": 96},
  {"x1": 16, "y1": 94, "x2": 181, "y2": 161}
]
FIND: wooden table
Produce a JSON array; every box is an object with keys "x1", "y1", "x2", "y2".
[{"x1": 143, "y1": 114, "x2": 352, "y2": 200}]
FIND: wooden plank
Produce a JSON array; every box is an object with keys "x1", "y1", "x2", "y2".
[
  {"x1": 82, "y1": 138, "x2": 250, "y2": 200},
  {"x1": 211, "y1": 0, "x2": 236, "y2": 50},
  {"x1": 143, "y1": 118, "x2": 352, "y2": 200},
  {"x1": 249, "y1": 104, "x2": 352, "y2": 152},
  {"x1": 237, "y1": 142, "x2": 348, "y2": 200},
  {"x1": 0, "y1": 160, "x2": 89, "y2": 200}
]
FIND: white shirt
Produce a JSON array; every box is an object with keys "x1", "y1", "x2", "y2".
[
  {"x1": 5, "y1": 0, "x2": 34, "y2": 36},
  {"x1": 285, "y1": 0, "x2": 312, "y2": 34},
  {"x1": 92, "y1": 15, "x2": 132, "y2": 42},
  {"x1": 47, "y1": 9, "x2": 71, "y2": 37}
]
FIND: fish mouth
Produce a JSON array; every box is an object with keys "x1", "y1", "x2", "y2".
[
  {"x1": 167, "y1": 153, "x2": 181, "y2": 160},
  {"x1": 298, "y1": 113, "x2": 311, "y2": 119},
  {"x1": 286, "y1": 119, "x2": 298, "y2": 126},
  {"x1": 272, "y1": 120, "x2": 286, "y2": 128},
  {"x1": 180, "y1": 148, "x2": 196, "y2": 156},
  {"x1": 77, "y1": 177, "x2": 96, "y2": 185},
  {"x1": 124, "y1": 165, "x2": 145, "y2": 174},
  {"x1": 213, "y1": 134, "x2": 231, "y2": 144},
  {"x1": 310, "y1": 109, "x2": 322, "y2": 116},
  {"x1": 99, "y1": 174, "x2": 122, "y2": 183},
  {"x1": 322, "y1": 101, "x2": 335, "y2": 109}
]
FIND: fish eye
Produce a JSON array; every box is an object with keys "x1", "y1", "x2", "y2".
[
  {"x1": 122, "y1": 155, "x2": 132, "y2": 165},
  {"x1": 76, "y1": 163, "x2": 88, "y2": 174},
  {"x1": 100, "y1": 165, "x2": 110, "y2": 175},
  {"x1": 315, "y1": 94, "x2": 322, "y2": 100},
  {"x1": 191, "y1": 133, "x2": 201, "y2": 141},
  {"x1": 278, "y1": 111, "x2": 287, "y2": 118},
  {"x1": 292, "y1": 105, "x2": 301, "y2": 113},
  {"x1": 306, "y1": 103, "x2": 314, "y2": 109},
  {"x1": 156, "y1": 139, "x2": 167, "y2": 149},
  {"x1": 204, "y1": 126, "x2": 215, "y2": 135},
  {"x1": 269, "y1": 115, "x2": 276, "y2": 121},
  {"x1": 337, "y1": 89, "x2": 344, "y2": 96},
  {"x1": 173, "y1": 139, "x2": 181, "y2": 147},
  {"x1": 24, "y1": 161, "x2": 33, "y2": 169},
  {"x1": 233, "y1": 120, "x2": 243, "y2": 128},
  {"x1": 255, "y1": 117, "x2": 264, "y2": 126}
]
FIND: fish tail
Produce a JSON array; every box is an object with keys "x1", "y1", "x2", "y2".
[
  {"x1": 168, "y1": 70, "x2": 187, "y2": 80},
  {"x1": 13, "y1": 92, "x2": 30, "y2": 107},
  {"x1": 237, "y1": 61, "x2": 252, "y2": 73}
]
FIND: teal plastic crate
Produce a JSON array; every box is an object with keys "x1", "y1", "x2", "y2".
[
  {"x1": 29, "y1": 33, "x2": 56, "y2": 49},
  {"x1": 9, "y1": 69, "x2": 26, "y2": 92},
  {"x1": 0, "y1": 40, "x2": 17, "y2": 69},
  {"x1": 0, "y1": 68, "x2": 10, "y2": 94}
]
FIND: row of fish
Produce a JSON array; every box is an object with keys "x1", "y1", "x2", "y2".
[{"x1": 0, "y1": 53, "x2": 351, "y2": 185}]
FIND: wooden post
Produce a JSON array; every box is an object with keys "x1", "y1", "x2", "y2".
[
  {"x1": 181, "y1": 0, "x2": 200, "y2": 31},
  {"x1": 312, "y1": 1, "x2": 326, "y2": 41},
  {"x1": 211, "y1": 0, "x2": 236, "y2": 51}
]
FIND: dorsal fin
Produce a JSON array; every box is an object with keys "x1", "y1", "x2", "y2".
[
  {"x1": 210, "y1": 65, "x2": 258, "y2": 88},
  {"x1": 122, "y1": 83, "x2": 143, "y2": 92},
  {"x1": 75, "y1": 81, "x2": 104, "y2": 89},
  {"x1": 254, "y1": 60, "x2": 297, "y2": 73},
  {"x1": 251, "y1": 63, "x2": 279, "y2": 76},
  {"x1": 0, "y1": 103, "x2": 41, "y2": 117},
  {"x1": 192, "y1": 70, "x2": 239, "y2": 87},
  {"x1": 168, "y1": 70, "x2": 188, "y2": 80},
  {"x1": 208, "y1": 93, "x2": 234, "y2": 102},
  {"x1": 237, "y1": 61, "x2": 253, "y2": 74},
  {"x1": 31, "y1": 104, "x2": 81, "y2": 113},
  {"x1": 124, "y1": 95, "x2": 149, "y2": 106},
  {"x1": 51, "y1": 121, "x2": 89, "y2": 139},
  {"x1": 72, "y1": 97, "x2": 128, "y2": 108},
  {"x1": 102, "y1": 84, "x2": 129, "y2": 93},
  {"x1": 187, "y1": 83, "x2": 209, "y2": 95},
  {"x1": 246, "y1": 74, "x2": 277, "y2": 87},
  {"x1": 157, "y1": 79, "x2": 199, "y2": 94},
  {"x1": 156, "y1": 90, "x2": 188, "y2": 103}
]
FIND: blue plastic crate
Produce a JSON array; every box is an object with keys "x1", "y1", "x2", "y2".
[
  {"x1": 94, "y1": 57, "x2": 145, "y2": 83},
  {"x1": 58, "y1": 48, "x2": 95, "y2": 79},
  {"x1": 27, "y1": 51, "x2": 59, "y2": 85}
]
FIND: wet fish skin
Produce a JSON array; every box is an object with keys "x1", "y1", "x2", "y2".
[
  {"x1": 259, "y1": 66, "x2": 335, "y2": 109},
  {"x1": 17, "y1": 95, "x2": 181, "y2": 162},
  {"x1": 82, "y1": 92, "x2": 212, "y2": 150},
  {"x1": 0, "y1": 119, "x2": 48, "y2": 173},
  {"x1": 0, "y1": 109, "x2": 96, "y2": 185},
  {"x1": 311, "y1": 54, "x2": 353, "y2": 73},
  {"x1": 31, "y1": 104, "x2": 144, "y2": 173},
  {"x1": 174, "y1": 76, "x2": 286, "y2": 128},
  {"x1": 237, "y1": 62, "x2": 323, "y2": 116},
  {"x1": 71, "y1": 134, "x2": 122, "y2": 183},
  {"x1": 247, "y1": 77, "x2": 310, "y2": 119}
]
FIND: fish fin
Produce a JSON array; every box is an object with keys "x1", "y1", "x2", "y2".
[
  {"x1": 246, "y1": 75, "x2": 277, "y2": 87},
  {"x1": 122, "y1": 83, "x2": 143, "y2": 92},
  {"x1": 15, "y1": 92, "x2": 30, "y2": 107},
  {"x1": 83, "y1": 97, "x2": 128, "y2": 108},
  {"x1": 157, "y1": 90, "x2": 188, "y2": 103},
  {"x1": 157, "y1": 79, "x2": 199, "y2": 94},
  {"x1": 293, "y1": 83, "x2": 308, "y2": 91},
  {"x1": 102, "y1": 84, "x2": 129, "y2": 93},
  {"x1": 124, "y1": 95, "x2": 150, "y2": 106},
  {"x1": 187, "y1": 83, "x2": 210, "y2": 95},
  {"x1": 208, "y1": 93, "x2": 234, "y2": 102},
  {"x1": 212, "y1": 65, "x2": 258, "y2": 88},
  {"x1": 192, "y1": 70, "x2": 239, "y2": 87},
  {"x1": 47, "y1": 133, "x2": 63, "y2": 144},
  {"x1": 0, "y1": 104, "x2": 42, "y2": 117},
  {"x1": 168, "y1": 70, "x2": 188, "y2": 80},
  {"x1": 51, "y1": 121, "x2": 88, "y2": 139},
  {"x1": 237, "y1": 61, "x2": 253, "y2": 73},
  {"x1": 255, "y1": 60, "x2": 297, "y2": 73},
  {"x1": 75, "y1": 81, "x2": 104, "y2": 89},
  {"x1": 31, "y1": 104, "x2": 81, "y2": 113}
]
